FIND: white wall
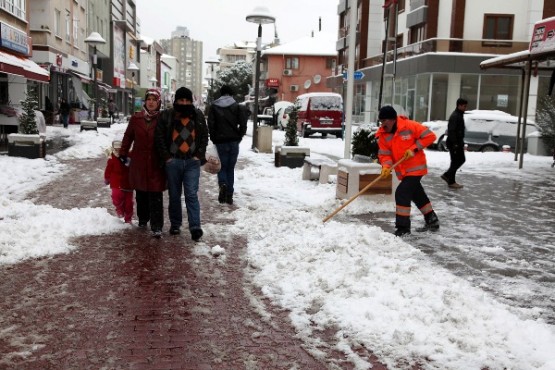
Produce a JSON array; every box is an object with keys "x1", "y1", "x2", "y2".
[{"x1": 463, "y1": 0, "x2": 539, "y2": 41}]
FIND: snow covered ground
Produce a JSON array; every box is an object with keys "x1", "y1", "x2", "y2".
[{"x1": 1, "y1": 123, "x2": 554, "y2": 370}]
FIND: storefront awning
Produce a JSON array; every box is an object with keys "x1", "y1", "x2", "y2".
[
  {"x1": 0, "y1": 50, "x2": 50, "y2": 82},
  {"x1": 68, "y1": 70, "x2": 91, "y2": 83}
]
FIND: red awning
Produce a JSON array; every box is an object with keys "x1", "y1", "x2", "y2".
[{"x1": 0, "y1": 50, "x2": 50, "y2": 82}]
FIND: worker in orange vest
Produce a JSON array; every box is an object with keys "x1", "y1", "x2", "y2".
[{"x1": 376, "y1": 106, "x2": 439, "y2": 237}]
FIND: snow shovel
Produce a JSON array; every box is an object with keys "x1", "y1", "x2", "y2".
[{"x1": 322, "y1": 157, "x2": 406, "y2": 223}]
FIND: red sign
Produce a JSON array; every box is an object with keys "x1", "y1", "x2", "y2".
[
  {"x1": 266, "y1": 78, "x2": 280, "y2": 87},
  {"x1": 530, "y1": 16, "x2": 555, "y2": 55}
]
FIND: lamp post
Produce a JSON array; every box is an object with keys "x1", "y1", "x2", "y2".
[
  {"x1": 127, "y1": 62, "x2": 140, "y2": 115},
  {"x1": 246, "y1": 6, "x2": 275, "y2": 150},
  {"x1": 84, "y1": 32, "x2": 106, "y2": 121},
  {"x1": 205, "y1": 58, "x2": 220, "y2": 105}
]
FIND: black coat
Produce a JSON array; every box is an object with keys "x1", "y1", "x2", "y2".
[
  {"x1": 154, "y1": 107, "x2": 209, "y2": 165},
  {"x1": 446, "y1": 108, "x2": 465, "y2": 146},
  {"x1": 207, "y1": 102, "x2": 247, "y2": 144}
]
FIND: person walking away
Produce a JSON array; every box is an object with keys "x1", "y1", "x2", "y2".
[
  {"x1": 207, "y1": 85, "x2": 247, "y2": 204},
  {"x1": 104, "y1": 140, "x2": 134, "y2": 223},
  {"x1": 441, "y1": 98, "x2": 468, "y2": 189},
  {"x1": 376, "y1": 105, "x2": 439, "y2": 237},
  {"x1": 155, "y1": 87, "x2": 208, "y2": 241},
  {"x1": 108, "y1": 99, "x2": 118, "y2": 124},
  {"x1": 119, "y1": 88, "x2": 166, "y2": 238},
  {"x1": 59, "y1": 98, "x2": 70, "y2": 128}
]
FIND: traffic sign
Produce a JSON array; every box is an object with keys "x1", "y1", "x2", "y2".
[{"x1": 342, "y1": 71, "x2": 365, "y2": 80}]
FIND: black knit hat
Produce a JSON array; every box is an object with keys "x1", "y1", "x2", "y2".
[
  {"x1": 174, "y1": 87, "x2": 193, "y2": 103},
  {"x1": 378, "y1": 105, "x2": 397, "y2": 120}
]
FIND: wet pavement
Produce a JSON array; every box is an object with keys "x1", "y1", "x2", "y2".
[
  {"x1": 0, "y1": 157, "x2": 392, "y2": 370},
  {"x1": 355, "y1": 165, "x2": 555, "y2": 324},
  {"x1": 1, "y1": 149, "x2": 554, "y2": 369}
]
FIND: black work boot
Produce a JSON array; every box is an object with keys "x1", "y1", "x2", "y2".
[
  {"x1": 218, "y1": 184, "x2": 227, "y2": 204},
  {"x1": 417, "y1": 211, "x2": 439, "y2": 232},
  {"x1": 225, "y1": 192, "x2": 233, "y2": 205},
  {"x1": 394, "y1": 227, "x2": 411, "y2": 237}
]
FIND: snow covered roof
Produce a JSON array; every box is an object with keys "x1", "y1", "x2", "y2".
[{"x1": 263, "y1": 31, "x2": 337, "y2": 57}]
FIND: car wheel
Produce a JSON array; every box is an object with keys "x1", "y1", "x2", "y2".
[
  {"x1": 302, "y1": 125, "x2": 309, "y2": 138},
  {"x1": 322, "y1": 133, "x2": 328, "y2": 138},
  {"x1": 480, "y1": 144, "x2": 498, "y2": 152}
]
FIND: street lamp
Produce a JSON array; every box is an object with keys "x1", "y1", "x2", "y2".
[
  {"x1": 205, "y1": 57, "x2": 220, "y2": 104},
  {"x1": 84, "y1": 31, "x2": 106, "y2": 121},
  {"x1": 246, "y1": 6, "x2": 275, "y2": 150},
  {"x1": 127, "y1": 62, "x2": 139, "y2": 114}
]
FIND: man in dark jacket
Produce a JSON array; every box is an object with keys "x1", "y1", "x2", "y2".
[
  {"x1": 441, "y1": 98, "x2": 468, "y2": 189},
  {"x1": 155, "y1": 87, "x2": 208, "y2": 241},
  {"x1": 207, "y1": 85, "x2": 247, "y2": 204}
]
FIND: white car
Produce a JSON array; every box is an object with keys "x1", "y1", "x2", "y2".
[
  {"x1": 273, "y1": 101, "x2": 294, "y2": 130},
  {"x1": 422, "y1": 120, "x2": 448, "y2": 150},
  {"x1": 437, "y1": 110, "x2": 539, "y2": 152}
]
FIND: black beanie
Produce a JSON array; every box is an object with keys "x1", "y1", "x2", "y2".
[
  {"x1": 378, "y1": 105, "x2": 397, "y2": 120},
  {"x1": 174, "y1": 87, "x2": 193, "y2": 103}
]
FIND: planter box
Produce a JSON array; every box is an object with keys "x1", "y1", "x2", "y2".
[
  {"x1": 97, "y1": 117, "x2": 111, "y2": 128},
  {"x1": 336, "y1": 159, "x2": 398, "y2": 201},
  {"x1": 274, "y1": 145, "x2": 310, "y2": 168},
  {"x1": 7, "y1": 133, "x2": 46, "y2": 159},
  {"x1": 80, "y1": 120, "x2": 98, "y2": 131}
]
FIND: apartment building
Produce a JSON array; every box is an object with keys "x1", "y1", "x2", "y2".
[
  {"x1": 331, "y1": 0, "x2": 555, "y2": 123},
  {"x1": 159, "y1": 27, "x2": 203, "y2": 99},
  {"x1": 263, "y1": 31, "x2": 337, "y2": 103}
]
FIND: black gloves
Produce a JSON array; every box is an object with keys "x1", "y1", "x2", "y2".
[{"x1": 118, "y1": 155, "x2": 128, "y2": 165}]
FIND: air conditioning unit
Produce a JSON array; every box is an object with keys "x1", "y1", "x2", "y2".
[
  {"x1": 283, "y1": 69, "x2": 293, "y2": 76},
  {"x1": 290, "y1": 85, "x2": 299, "y2": 92}
]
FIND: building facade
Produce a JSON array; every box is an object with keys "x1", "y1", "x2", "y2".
[
  {"x1": 160, "y1": 27, "x2": 203, "y2": 99},
  {"x1": 263, "y1": 32, "x2": 338, "y2": 103},
  {"x1": 331, "y1": 0, "x2": 555, "y2": 124}
]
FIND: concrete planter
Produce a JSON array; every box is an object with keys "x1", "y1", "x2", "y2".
[
  {"x1": 7, "y1": 133, "x2": 46, "y2": 159},
  {"x1": 336, "y1": 159, "x2": 398, "y2": 201},
  {"x1": 80, "y1": 120, "x2": 98, "y2": 131},
  {"x1": 274, "y1": 145, "x2": 310, "y2": 168},
  {"x1": 97, "y1": 117, "x2": 111, "y2": 128}
]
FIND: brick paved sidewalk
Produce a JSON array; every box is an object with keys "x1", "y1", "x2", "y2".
[{"x1": 0, "y1": 157, "x2": 389, "y2": 370}]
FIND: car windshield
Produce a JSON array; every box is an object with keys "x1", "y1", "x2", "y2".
[{"x1": 310, "y1": 96, "x2": 342, "y2": 110}]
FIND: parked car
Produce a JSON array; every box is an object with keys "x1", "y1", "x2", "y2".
[
  {"x1": 273, "y1": 101, "x2": 294, "y2": 130},
  {"x1": 293, "y1": 92, "x2": 343, "y2": 138},
  {"x1": 422, "y1": 120, "x2": 448, "y2": 150},
  {"x1": 438, "y1": 110, "x2": 539, "y2": 152}
]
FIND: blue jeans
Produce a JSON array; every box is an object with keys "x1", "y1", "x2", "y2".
[
  {"x1": 61, "y1": 114, "x2": 69, "y2": 128},
  {"x1": 165, "y1": 158, "x2": 201, "y2": 231},
  {"x1": 216, "y1": 141, "x2": 240, "y2": 194}
]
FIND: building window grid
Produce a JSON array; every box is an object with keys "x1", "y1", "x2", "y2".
[
  {"x1": 483, "y1": 14, "x2": 514, "y2": 40},
  {"x1": 285, "y1": 57, "x2": 299, "y2": 69},
  {"x1": 0, "y1": 0, "x2": 26, "y2": 20},
  {"x1": 55, "y1": 9, "x2": 61, "y2": 37}
]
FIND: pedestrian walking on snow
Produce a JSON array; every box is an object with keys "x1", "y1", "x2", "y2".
[
  {"x1": 376, "y1": 105, "x2": 439, "y2": 237},
  {"x1": 104, "y1": 140, "x2": 134, "y2": 223},
  {"x1": 119, "y1": 88, "x2": 167, "y2": 238},
  {"x1": 441, "y1": 97, "x2": 468, "y2": 189},
  {"x1": 207, "y1": 85, "x2": 247, "y2": 205},
  {"x1": 155, "y1": 87, "x2": 209, "y2": 242}
]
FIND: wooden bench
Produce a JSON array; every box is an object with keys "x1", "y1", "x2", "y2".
[{"x1": 302, "y1": 157, "x2": 338, "y2": 184}]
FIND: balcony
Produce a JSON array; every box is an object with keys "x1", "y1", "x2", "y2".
[{"x1": 362, "y1": 38, "x2": 530, "y2": 67}]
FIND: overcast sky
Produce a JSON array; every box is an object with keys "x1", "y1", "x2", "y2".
[{"x1": 135, "y1": 0, "x2": 339, "y2": 60}]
